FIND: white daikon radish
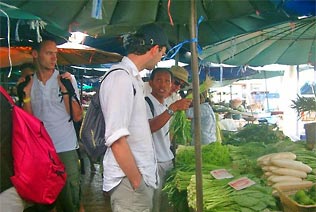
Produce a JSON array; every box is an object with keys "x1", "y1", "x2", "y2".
[
  {"x1": 257, "y1": 152, "x2": 296, "y2": 164},
  {"x1": 272, "y1": 181, "x2": 313, "y2": 191},
  {"x1": 264, "y1": 171, "x2": 273, "y2": 177},
  {"x1": 270, "y1": 159, "x2": 312, "y2": 173},
  {"x1": 268, "y1": 175, "x2": 302, "y2": 183},
  {"x1": 261, "y1": 166, "x2": 270, "y2": 171},
  {"x1": 267, "y1": 166, "x2": 279, "y2": 171},
  {"x1": 269, "y1": 152, "x2": 296, "y2": 161},
  {"x1": 258, "y1": 159, "x2": 271, "y2": 166},
  {"x1": 257, "y1": 153, "x2": 277, "y2": 164},
  {"x1": 271, "y1": 168, "x2": 307, "y2": 179}
]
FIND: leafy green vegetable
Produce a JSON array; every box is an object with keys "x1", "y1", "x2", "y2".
[
  {"x1": 233, "y1": 196, "x2": 259, "y2": 207},
  {"x1": 222, "y1": 124, "x2": 287, "y2": 145},
  {"x1": 291, "y1": 94, "x2": 316, "y2": 119},
  {"x1": 170, "y1": 111, "x2": 191, "y2": 145},
  {"x1": 175, "y1": 142, "x2": 231, "y2": 169}
]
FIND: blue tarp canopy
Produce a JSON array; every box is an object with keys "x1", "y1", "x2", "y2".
[
  {"x1": 300, "y1": 82, "x2": 316, "y2": 94},
  {"x1": 201, "y1": 65, "x2": 258, "y2": 81}
]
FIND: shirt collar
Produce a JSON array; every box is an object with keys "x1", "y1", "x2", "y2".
[
  {"x1": 148, "y1": 93, "x2": 166, "y2": 106},
  {"x1": 121, "y1": 56, "x2": 140, "y2": 79}
]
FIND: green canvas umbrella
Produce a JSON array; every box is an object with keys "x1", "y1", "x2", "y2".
[
  {"x1": 200, "y1": 16, "x2": 316, "y2": 66},
  {"x1": 0, "y1": 2, "x2": 69, "y2": 42},
  {"x1": 1, "y1": 0, "x2": 292, "y2": 47}
]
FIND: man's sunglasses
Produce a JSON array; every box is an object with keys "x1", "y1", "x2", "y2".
[{"x1": 174, "y1": 79, "x2": 185, "y2": 89}]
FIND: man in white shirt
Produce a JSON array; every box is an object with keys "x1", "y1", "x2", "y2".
[
  {"x1": 99, "y1": 23, "x2": 169, "y2": 212},
  {"x1": 145, "y1": 68, "x2": 191, "y2": 212}
]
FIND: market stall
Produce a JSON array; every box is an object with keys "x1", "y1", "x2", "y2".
[{"x1": 164, "y1": 127, "x2": 316, "y2": 211}]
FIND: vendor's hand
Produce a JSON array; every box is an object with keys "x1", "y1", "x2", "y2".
[{"x1": 170, "y1": 98, "x2": 192, "y2": 112}]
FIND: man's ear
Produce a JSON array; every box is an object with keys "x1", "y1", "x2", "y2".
[
  {"x1": 149, "y1": 80, "x2": 153, "y2": 87},
  {"x1": 150, "y1": 45, "x2": 160, "y2": 55},
  {"x1": 31, "y1": 50, "x2": 38, "y2": 58}
]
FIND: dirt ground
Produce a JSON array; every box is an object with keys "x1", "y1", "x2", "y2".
[
  {"x1": 80, "y1": 152, "x2": 174, "y2": 212},
  {"x1": 80, "y1": 155, "x2": 111, "y2": 212}
]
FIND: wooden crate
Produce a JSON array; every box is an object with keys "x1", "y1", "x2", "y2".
[{"x1": 277, "y1": 184, "x2": 316, "y2": 212}]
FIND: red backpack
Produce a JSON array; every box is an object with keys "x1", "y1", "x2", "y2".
[{"x1": 0, "y1": 86, "x2": 67, "y2": 204}]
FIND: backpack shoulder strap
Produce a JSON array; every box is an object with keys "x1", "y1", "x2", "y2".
[
  {"x1": 145, "y1": 96, "x2": 154, "y2": 117},
  {"x1": 59, "y1": 71, "x2": 81, "y2": 122},
  {"x1": 101, "y1": 68, "x2": 136, "y2": 96},
  {"x1": 100, "y1": 68, "x2": 121, "y2": 83}
]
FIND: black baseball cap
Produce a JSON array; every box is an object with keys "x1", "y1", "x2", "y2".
[{"x1": 136, "y1": 23, "x2": 170, "y2": 48}]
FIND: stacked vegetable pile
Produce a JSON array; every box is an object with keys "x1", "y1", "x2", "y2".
[
  {"x1": 257, "y1": 152, "x2": 313, "y2": 194},
  {"x1": 263, "y1": 141, "x2": 316, "y2": 183}
]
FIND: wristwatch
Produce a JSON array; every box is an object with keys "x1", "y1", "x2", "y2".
[{"x1": 166, "y1": 108, "x2": 175, "y2": 116}]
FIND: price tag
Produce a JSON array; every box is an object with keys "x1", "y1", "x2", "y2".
[
  {"x1": 228, "y1": 177, "x2": 256, "y2": 190},
  {"x1": 210, "y1": 169, "x2": 234, "y2": 179}
]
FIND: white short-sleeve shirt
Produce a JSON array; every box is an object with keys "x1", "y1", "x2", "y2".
[
  {"x1": 145, "y1": 94, "x2": 174, "y2": 163},
  {"x1": 31, "y1": 70, "x2": 79, "y2": 153}
]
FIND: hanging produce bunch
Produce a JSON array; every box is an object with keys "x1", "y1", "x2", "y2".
[{"x1": 169, "y1": 111, "x2": 192, "y2": 145}]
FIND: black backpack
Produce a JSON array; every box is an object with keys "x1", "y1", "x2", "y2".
[{"x1": 79, "y1": 69, "x2": 135, "y2": 162}]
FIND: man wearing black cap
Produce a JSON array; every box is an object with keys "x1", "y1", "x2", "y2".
[{"x1": 99, "y1": 23, "x2": 169, "y2": 211}]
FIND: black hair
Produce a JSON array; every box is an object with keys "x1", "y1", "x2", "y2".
[
  {"x1": 149, "y1": 68, "x2": 174, "y2": 81},
  {"x1": 32, "y1": 37, "x2": 57, "y2": 51}
]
